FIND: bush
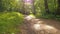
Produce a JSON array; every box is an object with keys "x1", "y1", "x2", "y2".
[
  {"x1": 36, "y1": 13, "x2": 60, "y2": 20},
  {"x1": 0, "y1": 12, "x2": 24, "y2": 34}
]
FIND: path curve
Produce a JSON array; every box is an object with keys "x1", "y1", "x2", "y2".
[{"x1": 19, "y1": 15, "x2": 60, "y2": 34}]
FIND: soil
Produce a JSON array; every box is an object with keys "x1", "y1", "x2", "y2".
[{"x1": 18, "y1": 16, "x2": 60, "y2": 34}]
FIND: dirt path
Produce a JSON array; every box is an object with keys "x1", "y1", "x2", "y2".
[{"x1": 19, "y1": 16, "x2": 60, "y2": 34}]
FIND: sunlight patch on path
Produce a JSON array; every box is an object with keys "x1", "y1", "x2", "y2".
[
  {"x1": 23, "y1": 15, "x2": 59, "y2": 34},
  {"x1": 33, "y1": 23, "x2": 58, "y2": 34},
  {"x1": 24, "y1": 15, "x2": 36, "y2": 20}
]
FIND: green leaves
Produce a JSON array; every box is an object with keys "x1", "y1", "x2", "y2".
[
  {"x1": 0, "y1": 0, "x2": 23, "y2": 12},
  {"x1": 0, "y1": 12, "x2": 24, "y2": 34}
]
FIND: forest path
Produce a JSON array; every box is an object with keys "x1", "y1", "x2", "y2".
[{"x1": 19, "y1": 15, "x2": 60, "y2": 34}]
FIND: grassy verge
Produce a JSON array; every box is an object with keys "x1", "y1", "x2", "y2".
[{"x1": 0, "y1": 12, "x2": 24, "y2": 34}]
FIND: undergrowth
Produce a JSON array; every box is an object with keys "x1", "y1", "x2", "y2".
[{"x1": 0, "y1": 12, "x2": 24, "y2": 34}]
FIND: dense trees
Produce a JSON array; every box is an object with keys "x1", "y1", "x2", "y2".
[
  {"x1": 0, "y1": 0, "x2": 23, "y2": 12},
  {"x1": 0, "y1": 0, "x2": 59, "y2": 14},
  {"x1": 0, "y1": 0, "x2": 60, "y2": 17},
  {"x1": 0, "y1": 0, "x2": 60, "y2": 34}
]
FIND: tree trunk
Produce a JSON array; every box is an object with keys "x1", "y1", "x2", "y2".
[
  {"x1": 32, "y1": 0, "x2": 36, "y2": 15},
  {"x1": 56, "y1": 0, "x2": 60, "y2": 15},
  {"x1": 44, "y1": 0, "x2": 50, "y2": 14}
]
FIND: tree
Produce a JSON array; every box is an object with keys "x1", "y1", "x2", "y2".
[
  {"x1": 32, "y1": 0, "x2": 36, "y2": 15},
  {"x1": 44, "y1": 0, "x2": 50, "y2": 13},
  {"x1": 56, "y1": 0, "x2": 60, "y2": 15}
]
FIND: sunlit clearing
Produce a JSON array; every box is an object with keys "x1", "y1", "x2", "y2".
[
  {"x1": 45, "y1": 25, "x2": 55, "y2": 29},
  {"x1": 37, "y1": 21, "x2": 43, "y2": 24},
  {"x1": 33, "y1": 23, "x2": 58, "y2": 33},
  {"x1": 25, "y1": 15, "x2": 35, "y2": 20},
  {"x1": 44, "y1": 25, "x2": 58, "y2": 33},
  {"x1": 29, "y1": 14, "x2": 35, "y2": 18},
  {"x1": 33, "y1": 24, "x2": 41, "y2": 30}
]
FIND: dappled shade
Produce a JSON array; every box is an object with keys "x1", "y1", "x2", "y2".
[
  {"x1": 0, "y1": 0, "x2": 60, "y2": 34},
  {"x1": 22, "y1": 15, "x2": 60, "y2": 34}
]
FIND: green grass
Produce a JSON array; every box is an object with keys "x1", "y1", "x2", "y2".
[{"x1": 0, "y1": 12, "x2": 24, "y2": 34}]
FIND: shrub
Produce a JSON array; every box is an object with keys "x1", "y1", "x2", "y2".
[
  {"x1": 36, "y1": 13, "x2": 60, "y2": 20},
  {"x1": 0, "y1": 12, "x2": 24, "y2": 34}
]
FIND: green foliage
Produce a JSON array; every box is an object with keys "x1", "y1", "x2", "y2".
[
  {"x1": 0, "y1": 0, "x2": 23, "y2": 12},
  {"x1": 55, "y1": 15, "x2": 60, "y2": 20},
  {"x1": 0, "y1": 0, "x2": 60, "y2": 34},
  {"x1": 36, "y1": 14, "x2": 55, "y2": 19},
  {"x1": 34, "y1": 0, "x2": 45, "y2": 14},
  {"x1": 36, "y1": 13, "x2": 60, "y2": 20},
  {"x1": 0, "y1": 12, "x2": 24, "y2": 34},
  {"x1": 34, "y1": 0, "x2": 60, "y2": 20},
  {"x1": 29, "y1": 14, "x2": 36, "y2": 18},
  {"x1": 48, "y1": 0, "x2": 58, "y2": 13}
]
